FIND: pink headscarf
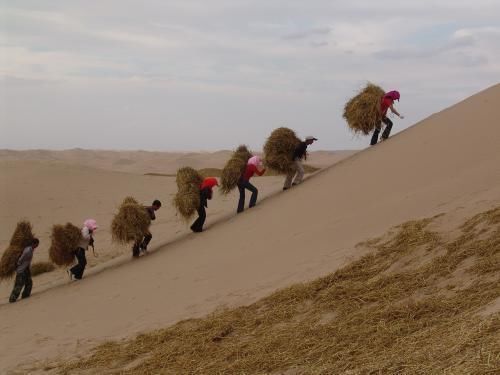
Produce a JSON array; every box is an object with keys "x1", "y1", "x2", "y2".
[
  {"x1": 248, "y1": 156, "x2": 262, "y2": 167},
  {"x1": 385, "y1": 90, "x2": 400, "y2": 101},
  {"x1": 84, "y1": 219, "x2": 98, "y2": 231}
]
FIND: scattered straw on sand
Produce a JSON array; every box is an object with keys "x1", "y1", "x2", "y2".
[
  {"x1": 31, "y1": 261, "x2": 56, "y2": 276},
  {"x1": 56, "y1": 207, "x2": 500, "y2": 374}
]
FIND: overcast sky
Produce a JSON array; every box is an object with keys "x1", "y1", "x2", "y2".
[{"x1": 1, "y1": 1, "x2": 499, "y2": 151}]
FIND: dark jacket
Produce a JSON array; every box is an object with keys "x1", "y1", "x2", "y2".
[
  {"x1": 16, "y1": 246, "x2": 34, "y2": 274},
  {"x1": 293, "y1": 142, "x2": 308, "y2": 160},
  {"x1": 200, "y1": 187, "x2": 213, "y2": 208},
  {"x1": 145, "y1": 206, "x2": 156, "y2": 220}
]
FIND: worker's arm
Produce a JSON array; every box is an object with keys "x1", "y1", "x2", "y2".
[
  {"x1": 255, "y1": 167, "x2": 266, "y2": 176},
  {"x1": 390, "y1": 105, "x2": 404, "y2": 119}
]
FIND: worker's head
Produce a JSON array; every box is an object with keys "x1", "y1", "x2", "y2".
[
  {"x1": 84, "y1": 219, "x2": 98, "y2": 233},
  {"x1": 248, "y1": 155, "x2": 262, "y2": 167},
  {"x1": 386, "y1": 90, "x2": 400, "y2": 101},
  {"x1": 305, "y1": 136, "x2": 318, "y2": 145},
  {"x1": 32, "y1": 238, "x2": 40, "y2": 249},
  {"x1": 202, "y1": 177, "x2": 219, "y2": 190},
  {"x1": 152, "y1": 199, "x2": 162, "y2": 211}
]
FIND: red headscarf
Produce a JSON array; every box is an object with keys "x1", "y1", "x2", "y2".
[{"x1": 200, "y1": 177, "x2": 219, "y2": 190}]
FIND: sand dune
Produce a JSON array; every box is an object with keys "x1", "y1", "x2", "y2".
[
  {"x1": 0, "y1": 84, "x2": 499, "y2": 372},
  {"x1": 0, "y1": 149, "x2": 353, "y2": 174}
]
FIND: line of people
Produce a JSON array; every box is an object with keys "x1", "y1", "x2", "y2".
[
  {"x1": 8, "y1": 136, "x2": 317, "y2": 302},
  {"x1": 7, "y1": 89, "x2": 403, "y2": 302}
]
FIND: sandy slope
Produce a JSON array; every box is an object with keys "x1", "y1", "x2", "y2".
[
  {"x1": 0, "y1": 84, "x2": 499, "y2": 372},
  {"x1": 0, "y1": 150, "x2": 349, "y2": 301}
]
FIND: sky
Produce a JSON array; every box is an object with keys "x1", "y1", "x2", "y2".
[{"x1": 1, "y1": 0, "x2": 499, "y2": 151}]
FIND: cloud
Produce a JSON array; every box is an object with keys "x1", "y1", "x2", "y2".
[
  {"x1": 282, "y1": 27, "x2": 331, "y2": 40},
  {"x1": 1, "y1": 1, "x2": 499, "y2": 150}
]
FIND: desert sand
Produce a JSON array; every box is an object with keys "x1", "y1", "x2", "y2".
[
  {"x1": 0, "y1": 151, "x2": 352, "y2": 300},
  {"x1": 0, "y1": 84, "x2": 499, "y2": 372}
]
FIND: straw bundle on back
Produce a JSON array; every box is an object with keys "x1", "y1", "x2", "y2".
[
  {"x1": 263, "y1": 127, "x2": 301, "y2": 174},
  {"x1": 343, "y1": 83, "x2": 385, "y2": 135},
  {"x1": 220, "y1": 145, "x2": 253, "y2": 194},
  {"x1": 49, "y1": 223, "x2": 82, "y2": 266},
  {"x1": 111, "y1": 197, "x2": 151, "y2": 244},
  {"x1": 0, "y1": 221, "x2": 35, "y2": 280},
  {"x1": 174, "y1": 167, "x2": 203, "y2": 220}
]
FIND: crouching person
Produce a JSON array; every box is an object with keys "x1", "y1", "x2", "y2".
[{"x1": 9, "y1": 238, "x2": 39, "y2": 303}]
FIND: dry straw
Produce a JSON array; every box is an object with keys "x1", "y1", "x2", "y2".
[
  {"x1": 220, "y1": 145, "x2": 253, "y2": 194},
  {"x1": 263, "y1": 127, "x2": 301, "y2": 174},
  {"x1": 0, "y1": 221, "x2": 35, "y2": 280},
  {"x1": 31, "y1": 261, "x2": 56, "y2": 276},
  {"x1": 343, "y1": 83, "x2": 385, "y2": 135},
  {"x1": 49, "y1": 223, "x2": 82, "y2": 266},
  {"x1": 111, "y1": 197, "x2": 151, "y2": 244},
  {"x1": 58, "y1": 206, "x2": 500, "y2": 374},
  {"x1": 174, "y1": 167, "x2": 203, "y2": 220}
]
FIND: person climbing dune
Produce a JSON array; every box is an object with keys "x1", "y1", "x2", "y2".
[
  {"x1": 371, "y1": 90, "x2": 404, "y2": 145},
  {"x1": 191, "y1": 177, "x2": 218, "y2": 233}
]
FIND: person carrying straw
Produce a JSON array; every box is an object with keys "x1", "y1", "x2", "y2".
[
  {"x1": 370, "y1": 90, "x2": 404, "y2": 145},
  {"x1": 283, "y1": 136, "x2": 317, "y2": 190}
]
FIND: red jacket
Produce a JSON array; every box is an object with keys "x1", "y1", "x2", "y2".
[
  {"x1": 241, "y1": 164, "x2": 265, "y2": 181},
  {"x1": 380, "y1": 96, "x2": 394, "y2": 117},
  {"x1": 200, "y1": 177, "x2": 218, "y2": 190}
]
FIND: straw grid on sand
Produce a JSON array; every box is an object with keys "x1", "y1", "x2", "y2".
[
  {"x1": 49, "y1": 223, "x2": 82, "y2": 266},
  {"x1": 56, "y1": 206, "x2": 500, "y2": 374},
  {"x1": 111, "y1": 197, "x2": 151, "y2": 244},
  {"x1": 173, "y1": 167, "x2": 203, "y2": 221},
  {"x1": 343, "y1": 83, "x2": 385, "y2": 135},
  {"x1": 0, "y1": 221, "x2": 35, "y2": 280},
  {"x1": 220, "y1": 145, "x2": 253, "y2": 194},
  {"x1": 31, "y1": 261, "x2": 56, "y2": 276},
  {"x1": 263, "y1": 127, "x2": 301, "y2": 174}
]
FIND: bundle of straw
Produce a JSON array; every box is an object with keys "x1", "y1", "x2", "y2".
[
  {"x1": 0, "y1": 221, "x2": 35, "y2": 280},
  {"x1": 343, "y1": 83, "x2": 385, "y2": 135},
  {"x1": 111, "y1": 197, "x2": 151, "y2": 244},
  {"x1": 235, "y1": 145, "x2": 252, "y2": 161},
  {"x1": 49, "y1": 223, "x2": 82, "y2": 266},
  {"x1": 220, "y1": 145, "x2": 253, "y2": 194},
  {"x1": 174, "y1": 167, "x2": 203, "y2": 220},
  {"x1": 263, "y1": 127, "x2": 301, "y2": 174}
]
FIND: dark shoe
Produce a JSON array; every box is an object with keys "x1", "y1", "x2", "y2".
[
  {"x1": 192, "y1": 228, "x2": 203, "y2": 233},
  {"x1": 9, "y1": 298, "x2": 17, "y2": 303},
  {"x1": 283, "y1": 187, "x2": 289, "y2": 191}
]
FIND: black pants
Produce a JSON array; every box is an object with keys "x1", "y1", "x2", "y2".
[
  {"x1": 70, "y1": 248, "x2": 87, "y2": 279},
  {"x1": 9, "y1": 268, "x2": 32, "y2": 302},
  {"x1": 237, "y1": 180, "x2": 258, "y2": 213},
  {"x1": 370, "y1": 117, "x2": 393, "y2": 145},
  {"x1": 190, "y1": 205, "x2": 206, "y2": 232},
  {"x1": 132, "y1": 232, "x2": 153, "y2": 257}
]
